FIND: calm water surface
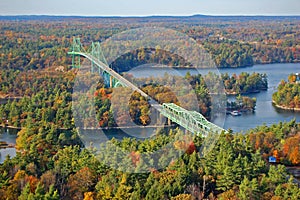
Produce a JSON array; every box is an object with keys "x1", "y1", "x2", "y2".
[
  {"x1": 1, "y1": 63, "x2": 299, "y2": 161},
  {"x1": 129, "y1": 63, "x2": 300, "y2": 132},
  {"x1": 0, "y1": 128, "x2": 17, "y2": 163}
]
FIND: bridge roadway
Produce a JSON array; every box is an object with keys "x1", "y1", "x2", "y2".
[
  {"x1": 69, "y1": 51, "x2": 226, "y2": 136},
  {"x1": 68, "y1": 51, "x2": 150, "y2": 99}
]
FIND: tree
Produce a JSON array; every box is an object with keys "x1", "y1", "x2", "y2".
[
  {"x1": 129, "y1": 181, "x2": 142, "y2": 200},
  {"x1": 66, "y1": 167, "x2": 96, "y2": 200},
  {"x1": 83, "y1": 192, "x2": 95, "y2": 200},
  {"x1": 274, "y1": 177, "x2": 300, "y2": 200},
  {"x1": 216, "y1": 166, "x2": 236, "y2": 192},
  {"x1": 238, "y1": 177, "x2": 259, "y2": 200},
  {"x1": 283, "y1": 135, "x2": 300, "y2": 165},
  {"x1": 171, "y1": 194, "x2": 194, "y2": 200},
  {"x1": 267, "y1": 165, "x2": 287, "y2": 188},
  {"x1": 145, "y1": 181, "x2": 164, "y2": 200},
  {"x1": 44, "y1": 185, "x2": 60, "y2": 200},
  {"x1": 18, "y1": 183, "x2": 31, "y2": 200},
  {"x1": 114, "y1": 180, "x2": 132, "y2": 199}
]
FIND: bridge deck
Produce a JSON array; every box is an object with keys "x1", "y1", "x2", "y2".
[
  {"x1": 69, "y1": 50, "x2": 225, "y2": 137},
  {"x1": 68, "y1": 51, "x2": 150, "y2": 98},
  {"x1": 161, "y1": 103, "x2": 225, "y2": 136}
]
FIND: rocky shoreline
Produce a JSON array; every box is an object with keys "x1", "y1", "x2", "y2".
[{"x1": 272, "y1": 101, "x2": 300, "y2": 112}]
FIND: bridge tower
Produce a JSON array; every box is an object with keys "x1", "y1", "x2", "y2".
[
  {"x1": 90, "y1": 41, "x2": 108, "y2": 73},
  {"x1": 69, "y1": 37, "x2": 121, "y2": 88},
  {"x1": 70, "y1": 37, "x2": 83, "y2": 68}
]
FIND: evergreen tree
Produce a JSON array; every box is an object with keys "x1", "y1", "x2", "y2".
[
  {"x1": 216, "y1": 166, "x2": 235, "y2": 191},
  {"x1": 145, "y1": 181, "x2": 164, "y2": 200},
  {"x1": 238, "y1": 177, "x2": 259, "y2": 200},
  {"x1": 18, "y1": 183, "x2": 31, "y2": 200}
]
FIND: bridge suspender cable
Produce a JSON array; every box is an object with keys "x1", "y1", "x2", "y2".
[{"x1": 68, "y1": 38, "x2": 226, "y2": 137}]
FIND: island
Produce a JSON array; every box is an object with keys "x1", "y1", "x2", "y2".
[{"x1": 272, "y1": 73, "x2": 300, "y2": 111}]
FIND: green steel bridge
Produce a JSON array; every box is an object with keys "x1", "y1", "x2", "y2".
[{"x1": 68, "y1": 38, "x2": 226, "y2": 136}]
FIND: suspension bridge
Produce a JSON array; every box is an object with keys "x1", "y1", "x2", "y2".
[{"x1": 68, "y1": 38, "x2": 226, "y2": 136}]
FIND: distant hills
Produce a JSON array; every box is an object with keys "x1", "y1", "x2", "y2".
[{"x1": 1, "y1": 14, "x2": 300, "y2": 21}]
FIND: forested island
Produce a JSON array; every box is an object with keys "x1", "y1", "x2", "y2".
[
  {"x1": 0, "y1": 69, "x2": 268, "y2": 128},
  {"x1": 273, "y1": 74, "x2": 300, "y2": 111},
  {"x1": 222, "y1": 72, "x2": 268, "y2": 95},
  {"x1": 227, "y1": 95, "x2": 257, "y2": 113}
]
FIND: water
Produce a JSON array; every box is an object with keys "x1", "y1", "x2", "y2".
[
  {"x1": 1, "y1": 63, "x2": 299, "y2": 161},
  {"x1": 0, "y1": 128, "x2": 17, "y2": 163},
  {"x1": 128, "y1": 63, "x2": 300, "y2": 132}
]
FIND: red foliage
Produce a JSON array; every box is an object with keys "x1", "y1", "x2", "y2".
[
  {"x1": 129, "y1": 151, "x2": 140, "y2": 167},
  {"x1": 186, "y1": 142, "x2": 197, "y2": 155}
]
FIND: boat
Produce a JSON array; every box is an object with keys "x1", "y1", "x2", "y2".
[{"x1": 230, "y1": 110, "x2": 241, "y2": 116}]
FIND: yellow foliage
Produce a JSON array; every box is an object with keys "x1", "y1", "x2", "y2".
[
  {"x1": 171, "y1": 194, "x2": 195, "y2": 200},
  {"x1": 84, "y1": 192, "x2": 95, "y2": 200}
]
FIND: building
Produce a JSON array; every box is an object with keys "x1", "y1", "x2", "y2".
[
  {"x1": 296, "y1": 73, "x2": 300, "y2": 83},
  {"x1": 269, "y1": 156, "x2": 277, "y2": 163}
]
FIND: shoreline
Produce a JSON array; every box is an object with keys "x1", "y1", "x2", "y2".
[
  {"x1": 0, "y1": 124, "x2": 175, "y2": 132},
  {"x1": 272, "y1": 101, "x2": 300, "y2": 112},
  {"x1": 0, "y1": 125, "x2": 21, "y2": 130},
  {"x1": 125, "y1": 61, "x2": 300, "y2": 71},
  {"x1": 225, "y1": 89, "x2": 265, "y2": 96}
]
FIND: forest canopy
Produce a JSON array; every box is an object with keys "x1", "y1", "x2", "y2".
[{"x1": 1, "y1": 16, "x2": 300, "y2": 71}]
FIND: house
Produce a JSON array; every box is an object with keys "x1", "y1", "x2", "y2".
[
  {"x1": 269, "y1": 156, "x2": 277, "y2": 163},
  {"x1": 296, "y1": 73, "x2": 300, "y2": 83}
]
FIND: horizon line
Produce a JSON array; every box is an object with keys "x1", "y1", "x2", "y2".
[{"x1": 1, "y1": 13, "x2": 300, "y2": 18}]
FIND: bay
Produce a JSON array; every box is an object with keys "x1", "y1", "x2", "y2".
[{"x1": 128, "y1": 63, "x2": 300, "y2": 132}]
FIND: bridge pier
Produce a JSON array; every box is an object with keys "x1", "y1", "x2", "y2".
[
  {"x1": 110, "y1": 76, "x2": 113, "y2": 88},
  {"x1": 157, "y1": 113, "x2": 163, "y2": 124},
  {"x1": 167, "y1": 118, "x2": 172, "y2": 126}
]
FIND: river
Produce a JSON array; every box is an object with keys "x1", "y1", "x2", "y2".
[
  {"x1": 0, "y1": 63, "x2": 299, "y2": 162},
  {"x1": 220, "y1": 63, "x2": 300, "y2": 132},
  {"x1": 0, "y1": 127, "x2": 18, "y2": 163},
  {"x1": 128, "y1": 63, "x2": 300, "y2": 132}
]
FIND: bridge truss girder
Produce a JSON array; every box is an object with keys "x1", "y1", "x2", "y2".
[
  {"x1": 68, "y1": 38, "x2": 226, "y2": 138},
  {"x1": 160, "y1": 103, "x2": 225, "y2": 136}
]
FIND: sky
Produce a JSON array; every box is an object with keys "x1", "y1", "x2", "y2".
[{"x1": 0, "y1": 0, "x2": 299, "y2": 16}]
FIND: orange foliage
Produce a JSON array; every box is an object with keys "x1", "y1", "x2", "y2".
[
  {"x1": 263, "y1": 132, "x2": 276, "y2": 149},
  {"x1": 25, "y1": 175, "x2": 39, "y2": 193},
  {"x1": 67, "y1": 167, "x2": 96, "y2": 200},
  {"x1": 283, "y1": 134, "x2": 300, "y2": 165},
  {"x1": 273, "y1": 150, "x2": 280, "y2": 162},
  {"x1": 13, "y1": 170, "x2": 39, "y2": 193},
  {"x1": 139, "y1": 115, "x2": 150, "y2": 126},
  {"x1": 174, "y1": 140, "x2": 196, "y2": 155},
  {"x1": 289, "y1": 146, "x2": 300, "y2": 165},
  {"x1": 95, "y1": 88, "x2": 111, "y2": 99}
]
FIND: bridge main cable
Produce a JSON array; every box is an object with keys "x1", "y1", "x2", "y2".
[
  {"x1": 68, "y1": 51, "x2": 150, "y2": 99},
  {"x1": 69, "y1": 49, "x2": 226, "y2": 137}
]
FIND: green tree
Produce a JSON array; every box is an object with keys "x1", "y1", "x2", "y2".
[
  {"x1": 274, "y1": 177, "x2": 300, "y2": 200},
  {"x1": 238, "y1": 177, "x2": 259, "y2": 200},
  {"x1": 145, "y1": 181, "x2": 164, "y2": 200}
]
